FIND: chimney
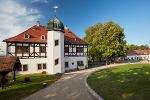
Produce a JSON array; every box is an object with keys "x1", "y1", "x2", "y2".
[
  {"x1": 37, "y1": 21, "x2": 40, "y2": 27},
  {"x1": 65, "y1": 25, "x2": 68, "y2": 30}
]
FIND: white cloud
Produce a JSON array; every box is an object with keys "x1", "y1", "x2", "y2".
[
  {"x1": 0, "y1": 0, "x2": 43, "y2": 54},
  {"x1": 29, "y1": 0, "x2": 49, "y2": 3}
]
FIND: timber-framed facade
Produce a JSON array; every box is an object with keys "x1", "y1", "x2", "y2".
[{"x1": 6, "y1": 42, "x2": 47, "y2": 59}]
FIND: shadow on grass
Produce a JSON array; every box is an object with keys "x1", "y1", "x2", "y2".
[{"x1": 87, "y1": 65, "x2": 150, "y2": 100}]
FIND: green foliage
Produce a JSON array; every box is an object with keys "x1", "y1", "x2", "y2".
[
  {"x1": 128, "y1": 44, "x2": 149, "y2": 50},
  {"x1": 87, "y1": 64, "x2": 150, "y2": 100},
  {"x1": 82, "y1": 20, "x2": 128, "y2": 60},
  {"x1": 0, "y1": 74, "x2": 62, "y2": 100}
]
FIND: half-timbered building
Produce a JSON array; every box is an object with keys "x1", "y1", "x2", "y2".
[{"x1": 3, "y1": 17, "x2": 88, "y2": 75}]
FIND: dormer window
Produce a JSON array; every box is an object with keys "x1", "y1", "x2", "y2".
[
  {"x1": 24, "y1": 34, "x2": 29, "y2": 39},
  {"x1": 75, "y1": 38, "x2": 78, "y2": 41},
  {"x1": 41, "y1": 35, "x2": 45, "y2": 40}
]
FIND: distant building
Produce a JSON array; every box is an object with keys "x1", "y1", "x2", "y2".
[
  {"x1": 3, "y1": 15, "x2": 88, "y2": 75},
  {"x1": 124, "y1": 50, "x2": 150, "y2": 61}
]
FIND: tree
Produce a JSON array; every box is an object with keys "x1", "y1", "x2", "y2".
[
  {"x1": 128, "y1": 44, "x2": 149, "y2": 50},
  {"x1": 83, "y1": 20, "x2": 128, "y2": 62}
]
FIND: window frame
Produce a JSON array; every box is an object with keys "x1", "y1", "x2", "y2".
[
  {"x1": 18, "y1": 64, "x2": 28, "y2": 72},
  {"x1": 54, "y1": 39, "x2": 59, "y2": 46},
  {"x1": 55, "y1": 58, "x2": 59, "y2": 66},
  {"x1": 16, "y1": 46, "x2": 29, "y2": 54},
  {"x1": 65, "y1": 62, "x2": 69, "y2": 68},
  {"x1": 41, "y1": 35, "x2": 45, "y2": 40},
  {"x1": 40, "y1": 46, "x2": 45, "y2": 53},
  {"x1": 76, "y1": 47, "x2": 84, "y2": 53},
  {"x1": 77, "y1": 61, "x2": 84, "y2": 66},
  {"x1": 65, "y1": 47, "x2": 69, "y2": 53},
  {"x1": 37, "y1": 63, "x2": 47, "y2": 70},
  {"x1": 24, "y1": 34, "x2": 29, "y2": 39}
]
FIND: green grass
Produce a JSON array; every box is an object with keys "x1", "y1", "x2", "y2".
[
  {"x1": 0, "y1": 74, "x2": 62, "y2": 100},
  {"x1": 87, "y1": 64, "x2": 150, "y2": 100}
]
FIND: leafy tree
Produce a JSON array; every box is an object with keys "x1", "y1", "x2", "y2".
[
  {"x1": 83, "y1": 20, "x2": 128, "y2": 62},
  {"x1": 128, "y1": 44, "x2": 149, "y2": 50}
]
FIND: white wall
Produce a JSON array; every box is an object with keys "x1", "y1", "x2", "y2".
[
  {"x1": 64, "y1": 56, "x2": 88, "y2": 70},
  {"x1": 47, "y1": 31, "x2": 64, "y2": 74},
  {"x1": 16, "y1": 58, "x2": 47, "y2": 75},
  {"x1": 126, "y1": 55, "x2": 149, "y2": 60}
]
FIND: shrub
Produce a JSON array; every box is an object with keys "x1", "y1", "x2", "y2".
[
  {"x1": 24, "y1": 77, "x2": 31, "y2": 83},
  {"x1": 42, "y1": 71, "x2": 47, "y2": 74}
]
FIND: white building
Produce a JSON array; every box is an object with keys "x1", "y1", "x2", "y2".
[
  {"x1": 124, "y1": 50, "x2": 150, "y2": 61},
  {"x1": 3, "y1": 16, "x2": 88, "y2": 75}
]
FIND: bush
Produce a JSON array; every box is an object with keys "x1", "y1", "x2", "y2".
[
  {"x1": 42, "y1": 71, "x2": 47, "y2": 74},
  {"x1": 24, "y1": 77, "x2": 31, "y2": 82}
]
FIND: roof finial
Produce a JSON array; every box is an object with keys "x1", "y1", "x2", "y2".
[{"x1": 53, "y1": 6, "x2": 58, "y2": 17}]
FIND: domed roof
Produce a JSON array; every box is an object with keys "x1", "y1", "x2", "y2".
[{"x1": 47, "y1": 17, "x2": 64, "y2": 33}]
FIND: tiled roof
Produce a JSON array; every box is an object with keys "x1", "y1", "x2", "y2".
[
  {"x1": 3, "y1": 25, "x2": 88, "y2": 45},
  {"x1": 64, "y1": 29, "x2": 88, "y2": 45},
  {"x1": 0, "y1": 56, "x2": 20, "y2": 72},
  {"x1": 128, "y1": 50, "x2": 150, "y2": 55}
]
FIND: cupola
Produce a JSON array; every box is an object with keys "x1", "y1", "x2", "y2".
[{"x1": 47, "y1": 17, "x2": 64, "y2": 33}]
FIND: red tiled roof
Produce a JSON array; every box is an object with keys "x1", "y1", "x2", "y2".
[
  {"x1": 3, "y1": 25, "x2": 88, "y2": 45},
  {"x1": 128, "y1": 50, "x2": 150, "y2": 55},
  {"x1": 64, "y1": 29, "x2": 88, "y2": 44},
  {"x1": 0, "y1": 56, "x2": 21, "y2": 72}
]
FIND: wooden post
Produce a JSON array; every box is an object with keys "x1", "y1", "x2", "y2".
[
  {"x1": 13, "y1": 70, "x2": 15, "y2": 82},
  {"x1": 1, "y1": 74, "x2": 4, "y2": 89}
]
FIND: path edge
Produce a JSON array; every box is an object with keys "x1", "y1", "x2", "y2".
[{"x1": 84, "y1": 68, "x2": 104, "y2": 100}]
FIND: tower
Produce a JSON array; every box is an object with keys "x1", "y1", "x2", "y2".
[{"x1": 47, "y1": 7, "x2": 65, "y2": 74}]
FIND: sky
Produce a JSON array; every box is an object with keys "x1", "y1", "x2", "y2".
[{"x1": 0, "y1": 0, "x2": 150, "y2": 54}]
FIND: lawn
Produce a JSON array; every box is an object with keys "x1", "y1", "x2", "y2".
[
  {"x1": 0, "y1": 73, "x2": 62, "y2": 100},
  {"x1": 87, "y1": 64, "x2": 150, "y2": 100}
]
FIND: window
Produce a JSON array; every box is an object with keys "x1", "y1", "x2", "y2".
[
  {"x1": 43, "y1": 63, "x2": 46, "y2": 69},
  {"x1": 37, "y1": 63, "x2": 47, "y2": 70},
  {"x1": 55, "y1": 40, "x2": 59, "y2": 46},
  {"x1": 24, "y1": 34, "x2": 29, "y2": 39},
  {"x1": 75, "y1": 38, "x2": 78, "y2": 41},
  {"x1": 24, "y1": 47, "x2": 29, "y2": 53},
  {"x1": 38, "y1": 64, "x2": 42, "y2": 70},
  {"x1": 18, "y1": 64, "x2": 28, "y2": 71},
  {"x1": 76, "y1": 47, "x2": 84, "y2": 53},
  {"x1": 72, "y1": 62, "x2": 74, "y2": 65},
  {"x1": 23, "y1": 65, "x2": 28, "y2": 71},
  {"x1": 65, "y1": 47, "x2": 69, "y2": 53},
  {"x1": 40, "y1": 46, "x2": 45, "y2": 53},
  {"x1": 77, "y1": 61, "x2": 84, "y2": 66},
  {"x1": 41, "y1": 35, "x2": 45, "y2": 40},
  {"x1": 17, "y1": 46, "x2": 22, "y2": 53},
  {"x1": 16, "y1": 46, "x2": 29, "y2": 53},
  {"x1": 65, "y1": 62, "x2": 68, "y2": 68},
  {"x1": 55, "y1": 58, "x2": 59, "y2": 65}
]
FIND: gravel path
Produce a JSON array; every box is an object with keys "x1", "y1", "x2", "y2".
[{"x1": 21, "y1": 62, "x2": 148, "y2": 100}]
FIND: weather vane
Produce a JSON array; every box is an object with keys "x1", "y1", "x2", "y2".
[{"x1": 53, "y1": 6, "x2": 58, "y2": 17}]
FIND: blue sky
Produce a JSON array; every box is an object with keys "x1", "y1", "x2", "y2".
[{"x1": 0, "y1": 0, "x2": 150, "y2": 53}]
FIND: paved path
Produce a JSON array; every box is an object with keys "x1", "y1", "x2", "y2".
[{"x1": 21, "y1": 62, "x2": 148, "y2": 100}]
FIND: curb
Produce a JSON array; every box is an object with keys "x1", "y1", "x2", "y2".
[{"x1": 84, "y1": 68, "x2": 104, "y2": 100}]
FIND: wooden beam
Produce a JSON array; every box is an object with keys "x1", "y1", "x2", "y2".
[
  {"x1": 13, "y1": 70, "x2": 15, "y2": 82},
  {"x1": 1, "y1": 74, "x2": 4, "y2": 89}
]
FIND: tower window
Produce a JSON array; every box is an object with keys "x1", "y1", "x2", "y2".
[
  {"x1": 55, "y1": 58, "x2": 59, "y2": 65},
  {"x1": 24, "y1": 34, "x2": 29, "y2": 39},
  {"x1": 55, "y1": 40, "x2": 59, "y2": 46},
  {"x1": 41, "y1": 35, "x2": 45, "y2": 40}
]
